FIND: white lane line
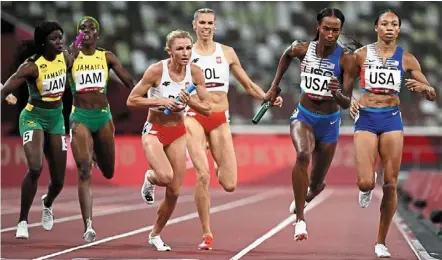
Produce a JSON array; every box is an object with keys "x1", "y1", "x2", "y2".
[
  {"x1": 2, "y1": 188, "x2": 240, "y2": 232},
  {"x1": 373, "y1": 190, "x2": 438, "y2": 260},
  {"x1": 1, "y1": 195, "x2": 194, "y2": 233},
  {"x1": 33, "y1": 188, "x2": 285, "y2": 260},
  {"x1": 229, "y1": 189, "x2": 334, "y2": 260},
  {"x1": 1, "y1": 188, "x2": 267, "y2": 215},
  {"x1": 2, "y1": 192, "x2": 142, "y2": 215}
]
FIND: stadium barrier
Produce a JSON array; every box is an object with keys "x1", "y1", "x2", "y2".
[{"x1": 2, "y1": 126, "x2": 440, "y2": 189}]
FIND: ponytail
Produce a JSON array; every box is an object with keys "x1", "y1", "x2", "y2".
[
  {"x1": 13, "y1": 40, "x2": 39, "y2": 71},
  {"x1": 338, "y1": 33, "x2": 363, "y2": 52},
  {"x1": 313, "y1": 30, "x2": 319, "y2": 41},
  {"x1": 13, "y1": 20, "x2": 64, "y2": 69}
]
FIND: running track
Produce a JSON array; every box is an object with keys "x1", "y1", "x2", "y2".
[{"x1": 1, "y1": 186, "x2": 428, "y2": 260}]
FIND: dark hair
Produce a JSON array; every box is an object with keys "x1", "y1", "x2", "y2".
[
  {"x1": 312, "y1": 8, "x2": 362, "y2": 52},
  {"x1": 374, "y1": 9, "x2": 401, "y2": 27},
  {"x1": 16, "y1": 20, "x2": 63, "y2": 65},
  {"x1": 313, "y1": 8, "x2": 345, "y2": 41}
]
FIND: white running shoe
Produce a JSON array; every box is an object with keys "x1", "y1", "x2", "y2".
[
  {"x1": 141, "y1": 170, "x2": 155, "y2": 205},
  {"x1": 83, "y1": 218, "x2": 96, "y2": 243},
  {"x1": 148, "y1": 233, "x2": 171, "y2": 251},
  {"x1": 15, "y1": 221, "x2": 29, "y2": 239},
  {"x1": 293, "y1": 220, "x2": 308, "y2": 241},
  {"x1": 289, "y1": 188, "x2": 310, "y2": 214},
  {"x1": 375, "y1": 243, "x2": 391, "y2": 258},
  {"x1": 359, "y1": 172, "x2": 377, "y2": 208},
  {"x1": 359, "y1": 190, "x2": 373, "y2": 208},
  {"x1": 41, "y1": 194, "x2": 54, "y2": 231}
]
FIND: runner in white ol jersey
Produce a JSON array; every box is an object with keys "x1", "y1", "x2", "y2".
[
  {"x1": 183, "y1": 8, "x2": 283, "y2": 250},
  {"x1": 128, "y1": 30, "x2": 211, "y2": 251}
]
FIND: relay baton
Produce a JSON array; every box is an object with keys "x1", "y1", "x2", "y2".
[
  {"x1": 74, "y1": 32, "x2": 85, "y2": 48},
  {"x1": 164, "y1": 84, "x2": 196, "y2": 115},
  {"x1": 252, "y1": 87, "x2": 282, "y2": 124}
]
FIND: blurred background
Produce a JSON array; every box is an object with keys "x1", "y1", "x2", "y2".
[
  {"x1": 1, "y1": 1, "x2": 441, "y2": 251},
  {"x1": 1, "y1": 1, "x2": 442, "y2": 133}
]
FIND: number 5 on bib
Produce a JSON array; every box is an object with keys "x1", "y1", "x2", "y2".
[{"x1": 23, "y1": 130, "x2": 34, "y2": 145}]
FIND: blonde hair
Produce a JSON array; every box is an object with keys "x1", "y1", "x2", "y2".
[
  {"x1": 165, "y1": 30, "x2": 193, "y2": 50},
  {"x1": 193, "y1": 8, "x2": 216, "y2": 21}
]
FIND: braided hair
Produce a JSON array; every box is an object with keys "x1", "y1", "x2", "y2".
[{"x1": 313, "y1": 7, "x2": 362, "y2": 52}]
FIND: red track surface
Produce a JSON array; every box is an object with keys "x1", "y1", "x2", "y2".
[{"x1": 1, "y1": 186, "x2": 418, "y2": 260}]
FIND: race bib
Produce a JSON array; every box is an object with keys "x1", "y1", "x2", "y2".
[
  {"x1": 23, "y1": 130, "x2": 34, "y2": 145},
  {"x1": 299, "y1": 72, "x2": 333, "y2": 97},
  {"x1": 61, "y1": 136, "x2": 67, "y2": 151},
  {"x1": 142, "y1": 122, "x2": 153, "y2": 135},
  {"x1": 291, "y1": 108, "x2": 299, "y2": 119}
]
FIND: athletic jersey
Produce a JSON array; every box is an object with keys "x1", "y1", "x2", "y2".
[
  {"x1": 26, "y1": 53, "x2": 67, "y2": 102},
  {"x1": 148, "y1": 59, "x2": 192, "y2": 112},
  {"x1": 299, "y1": 41, "x2": 344, "y2": 101},
  {"x1": 360, "y1": 43, "x2": 405, "y2": 95},
  {"x1": 190, "y1": 42, "x2": 229, "y2": 94},
  {"x1": 69, "y1": 48, "x2": 109, "y2": 94}
]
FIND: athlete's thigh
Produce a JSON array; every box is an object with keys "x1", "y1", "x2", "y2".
[
  {"x1": 22, "y1": 129, "x2": 45, "y2": 169},
  {"x1": 184, "y1": 117, "x2": 209, "y2": 172},
  {"x1": 208, "y1": 123, "x2": 237, "y2": 177},
  {"x1": 93, "y1": 120, "x2": 115, "y2": 173},
  {"x1": 164, "y1": 135, "x2": 187, "y2": 191},
  {"x1": 70, "y1": 121, "x2": 94, "y2": 165},
  {"x1": 43, "y1": 133, "x2": 67, "y2": 181},
  {"x1": 379, "y1": 131, "x2": 403, "y2": 183},
  {"x1": 311, "y1": 142, "x2": 337, "y2": 182},
  {"x1": 19, "y1": 109, "x2": 45, "y2": 169},
  {"x1": 354, "y1": 131, "x2": 379, "y2": 178},
  {"x1": 141, "y1": 133, "x2": 173, "y2": 175},
  {"x1": 290, "y1": 120, "x2": 315, "y2": 155}
]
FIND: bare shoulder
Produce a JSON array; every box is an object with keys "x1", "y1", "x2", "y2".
[
  {"x1": 142, "y1": 61, "x2": 163, "y2": 84},
  {"x1": 148, "y1": 61, "x2": 163, "y2": 74},
  {"x1": 105, "y1": 50, "x2": 117, "y2": 59},
  {"x1": 354, "y1": 46, "x2": 368, "y2": 64},
  {"x1": 354, "y1": 45, "x2": 367, "y2": 56},
  {"x1": 190, "y1": 63, "x2": 203, "y2": 74},
  {"x1": 341, "y1": 49, "x2": 356, "y2": 60},
  {"x1": 17, "y1": 61, "x2": 38, "y2": 77},
  {"x1": 292, "y1": 40, "x2": 308, "y2": 50},
  {"x1": 220, "y1": 43, "x2": 234, "y2": 53},
  {"x1": 219, "y1": 43, "x2": 237, "y2": 65},
  {"x1": 402, "y1": 50, "x2": 416, "y2": 63},
  {"x1": 290, "y1": 40, "x2": 309, "y2": 57},
  {"x1": 220, "y1": 43, "x2": 235, "y2": 59},
  {"x1": 402, "y1": 50, "x2": 420, "y2": 71},
  {"x1": 20, "y1": 60, "x2": 38, "y2": 70}
]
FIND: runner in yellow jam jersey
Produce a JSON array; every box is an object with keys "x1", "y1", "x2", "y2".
[
  {"x1": 68, "y1": 16, "x2": 136, "y2": 242},
  {"x1": 1, "y1": 20, "x2": 74, "y2": 240}
]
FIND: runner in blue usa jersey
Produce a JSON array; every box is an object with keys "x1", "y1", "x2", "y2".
[
  {"x1": 350, "y1": 10, "x2": 436, "y2": 258},
  {"x1": 265, "y1": 7, "x2": 359, "y2": 241}
]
